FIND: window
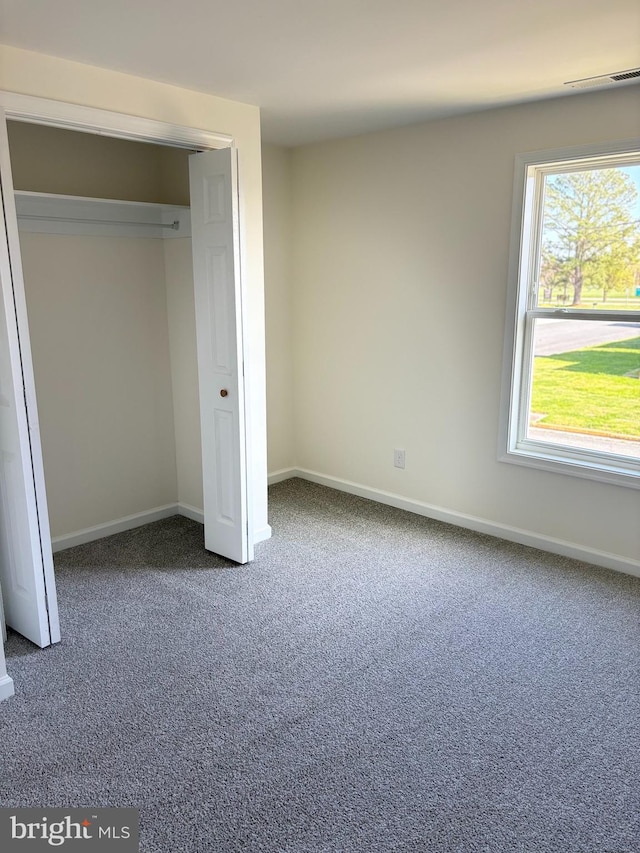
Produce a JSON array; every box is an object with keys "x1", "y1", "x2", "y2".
[{"x1": 501, "y1": 140, "x2": 640, "y2": 488}]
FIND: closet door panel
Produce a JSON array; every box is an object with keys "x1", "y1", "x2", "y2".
[
  {"x1": 189, "y1": 147, "x2": 251, "y2": 564},
  {"x1": 0, "y1": 113, "x2": 59, "y2": 647}
]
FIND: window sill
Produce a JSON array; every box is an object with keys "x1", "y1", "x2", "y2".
[{"x1": 500, "y1": 440, "x2": 640, "y2": 489}]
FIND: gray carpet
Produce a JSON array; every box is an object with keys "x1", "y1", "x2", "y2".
[{"x1": 1, "y1": 478, "x2": 639, "y2": 852}]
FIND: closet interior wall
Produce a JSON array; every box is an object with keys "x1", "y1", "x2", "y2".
[{"x1": 7, "y1": 121, "x2": 204, "y2": 544}]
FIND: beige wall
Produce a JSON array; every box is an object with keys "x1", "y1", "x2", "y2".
[
  {"x1": 158, "y1": 147, "x2": 191, "y2": 207},
  {"x1": 21, "y1": 232, "x2": 177, "y2": 536},
  {"x1": 261, "y1": 144, "x2": 295, "y2": 473},
  {"x1": 164, "y1": 238, "x2": 203, "y2": 511},
  {"x1": 0, "y1": 45, "x2": 269, "y2": 539},
  {"x1": 7, "y1": 121, "x2": 190, "y2": 204},
  {"x1": 289, "y1": 86, "x2": 640, "y2": 564}
]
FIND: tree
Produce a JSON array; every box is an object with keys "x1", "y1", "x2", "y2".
[
  {"x1": 539, "y1": 247, "x2": 571, "y2": 304},
  {"x1": 541, "y1": 168, "x2": 639, "y2": 305},
  {"x1": 589, "y1": 241, "x2": 637, "y2": 302}
]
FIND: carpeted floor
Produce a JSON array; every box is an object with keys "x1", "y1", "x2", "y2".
[{"x1": 1, "y1": 478, "x2": 639, "y2": 852}]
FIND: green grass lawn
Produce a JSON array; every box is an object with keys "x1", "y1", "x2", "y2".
[
  {"x1": 530, "y1": 336, "x2": 640, "y2": 439},
  {"x1": 537, "y1": 293, "x2": 640, "y2": 311}
]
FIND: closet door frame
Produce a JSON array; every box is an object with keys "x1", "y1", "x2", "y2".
[{"x1": 0, "y1": 92, "x2": 257, "y2": 606}]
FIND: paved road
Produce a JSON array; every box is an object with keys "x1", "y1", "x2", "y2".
[
  {"x1": 534, "y1": 319, "x2": 639, "y2": 355},
  {"x1": 528, "y1": 426, "x2": 640, "y2": 459}
]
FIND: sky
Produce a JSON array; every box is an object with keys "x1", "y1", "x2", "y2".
[{"x1": 621, "y1": 165, "x2": 640, "y2": 220}]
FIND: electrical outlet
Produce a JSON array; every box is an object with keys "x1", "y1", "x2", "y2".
[{"x1": 394, "y1": 449, "x2": 405, "y2": 469}]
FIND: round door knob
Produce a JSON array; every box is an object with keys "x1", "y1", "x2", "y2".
[{"x1": 220, "y1": 389, "x2": 229, "y2": 398}]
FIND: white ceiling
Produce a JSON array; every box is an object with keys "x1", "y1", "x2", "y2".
[{"x1": 1, "y1": 0, "x2": 639, "y2": 146}]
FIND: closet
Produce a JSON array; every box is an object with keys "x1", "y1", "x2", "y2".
[
  {"x1": 0, "y1": 96, "x2": 262, "y2": 646},
  {"x1": 0, "y1": 120, "x2": 251, "y2": 650},
  {"x1": 8, "y1": 121, "x2": 199, "y2": 551}
]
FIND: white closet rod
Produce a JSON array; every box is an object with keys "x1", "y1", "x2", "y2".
[{"x1": 18, "y1": 214, "x2": 180, "y2": 230}]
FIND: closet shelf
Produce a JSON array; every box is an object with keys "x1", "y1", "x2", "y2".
[{"x1": 14, "y1": 191, "x2": 191, "y2": 239}]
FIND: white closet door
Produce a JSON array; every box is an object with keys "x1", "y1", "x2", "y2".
[
  {"x1": 0, "y1": 114, "x2": 59, "y2": 647},
  {"x1": 189, "y1": 147, "x2": 252, "y2": 564}
]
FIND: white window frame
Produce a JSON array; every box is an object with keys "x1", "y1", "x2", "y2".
[{"x1": 500, "y1": 138, "x2": 640, "y2": 490}]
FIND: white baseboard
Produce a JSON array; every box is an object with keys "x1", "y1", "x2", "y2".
[
  {"x1": 178, "y1": 503, "x2": 271, "y2": 544},
  {"x1": 254, "y1": 525, "x2": 272, "y2": 544},
  {"x1": 0, "y1": 673, "x2": 15, "y2": 701},
  {"x1": 51, "y1": 504, "x2": 180, "y2": 553},
  {"x1": 268, "y1": 467, "x2": 298, "y2": 485},
  {"x1": 52, "y1": 501, "x2": 272, "y2": 552},
  {"x1": 273, "y1": 468, "x2": 640, "y2": 580},
  {"x1": 177, "y1": 502, "x2": 204, "y2": 524}
]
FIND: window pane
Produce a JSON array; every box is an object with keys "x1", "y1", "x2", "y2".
[
  {"x1": 536, "y1": 165, "x2": 640, "y2": 310},
  {"x1": 527, "y1": 319, "x2": 640, "y2": 459}
]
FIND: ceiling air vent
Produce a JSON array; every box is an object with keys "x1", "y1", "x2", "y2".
[{"x1": 565, "y1": 68, "x2": 640, "y2": 89}]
